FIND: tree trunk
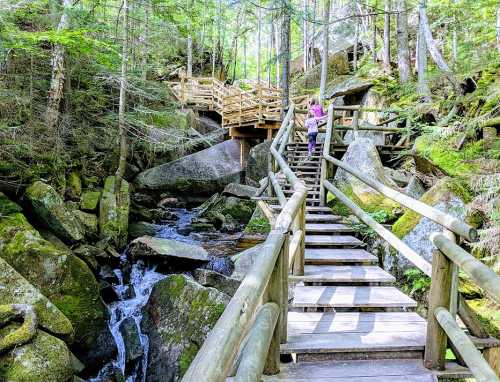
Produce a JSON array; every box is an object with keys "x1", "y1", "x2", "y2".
[
  {"x1": 46, "y1": 0, "x2": 72, "y2": 133},
  {"x1": 383, "y1": 0, "x2": 391, "y2": 72},
  {"x1": 396, "y1": 0, "x2": 410, "y2": 83},
  {"x1": 309, "y1": 0, "x2": 317, "y2": 68},
  {"x1": 115, "y1": 0, "x2": 129, "y2": 193},
  {"x1": 417, "y1": 0, "x2": 429, "y2": 97},
  {"x1": 280, "y1": 1, "x2": 291, "y2": 110},
  {"x1": 187, "y1": 35, "x2": 193, "y2": 77},
  {"x1": 243, "y1": 36, "x2": 247, "y2": 78},
  {"x1": 319, "y1": 0, "x2": 330, "y2": 101},
  {"x1": 141, "y1": 0, "x2": 150, "y2": 82},
  {"x1": 352, "y1": 0, "x2": 359, "y2": 71},
  {"x1": 372, "y1": 10, "x2": 377, "y2": 63},
  {"x1": 303, "y1": 0, "x2": 308, "y2": 71},
  {"x1": 257, "y1": 2, "x2": 262, "y2": 82},
  {"x1": 419, "y1": 1, "x2": 457, "y2": 89},
  {"x1": 275, "y1": 19, "x2": 280, "y2": 86},
  {"x1": 268, "y1": 22, "x2": 273, "y2": 85}
]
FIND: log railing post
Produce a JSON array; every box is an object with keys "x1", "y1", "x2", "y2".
[
  {"x1": 320, "y1": 105, "x2": 334, "y2": 206},
  {"x1": 263, "y1": 233, "x2": 288, "y2": 375},
  {"x1": 424, "y1": 245, "x2": 453, "y2": 370},
  {"x1": 352, "y1": 110, "x2": 359, "y2": 140}
]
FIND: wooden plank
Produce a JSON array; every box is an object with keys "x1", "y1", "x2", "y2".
[
  {"x1": 305, "y1": 235, "x2": 363, "y2": 246},
  {"x1": 287, "y1": 311, "x2": 425, "y2": 323},
  {"x1": 292, "y1": 286, "x2": 417, "y2": 309},
  {"x1": 305, "y1": 214, "x2": 342, "y2": 222},
  {"x1": 260, "y1": 359, "x2": 437, "y2": 381},
  {"x1": 301, "y1": 265, "x2": 395, "y2": 283},
  {"x1": 282, "y1": 330, "x2": 426, "y2": 353},
  {"x1": 305, "y1": 223, "x2": 355, "y2": 233},
  {"x1": 305, "y1": 249, "x2": 377, "y2": 265},
  {"x1": 271, "y1": 206, "x2": 333, "y2": 213}
]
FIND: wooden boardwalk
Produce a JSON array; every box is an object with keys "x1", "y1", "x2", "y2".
[{"x1": 264, "y1": 141, "x2": 479, "y2": 381}]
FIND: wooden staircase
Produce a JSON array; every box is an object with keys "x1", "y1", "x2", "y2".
[{"x1": 264, "y1": 139, "x2": 457, "y2": 381}]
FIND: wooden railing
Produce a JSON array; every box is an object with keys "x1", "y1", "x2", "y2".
[
  {"x1": 320, "y1": 104, "x2": 499, "y2": 381},
  {"x1": 181, "y1": 105, "x2": 306, "y2": 382},
  {"x1": 169, "y1": 76, "x2": 283, "y2": 129}
]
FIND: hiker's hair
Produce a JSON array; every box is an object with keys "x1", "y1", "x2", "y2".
[{"x1": 310, "y1": 97, "x2": 319, "y2": 105}]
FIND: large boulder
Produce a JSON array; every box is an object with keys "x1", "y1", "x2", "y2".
[
  {"x1": 326, "y1": 76, "x2": 373, "y2": 99},
  {"x1": 99, "y1": 176, "x2": 130, "y2": 248},
  {"x1": 0, "y1": 325, "x2": 73, "y2": 382},
  {"x1": 24, "y1": 181, "x2": 84, "y2": 243},
  {"x1": 245, "y1": 141, "x2": 270, "y2": 187},
  {"x1": 230, "y1": 244, "x2": 263, "y2": 281},
  {"x1": 0, "y1": 193, "x2": 111, "y2": 362},
  {"x1": 199, "y1": 195, "x2": 256, "y2": 225},
  {"x1": 222, "y1": 183, "x2": 258, "y2": 199},
  {"x1": 193, "y1": 268, "x2": 240, "y2": 296},
  {"x1": 128, "y1": 221, "x2": 157, "y2": 240},
  {"x1": 389, "y1": 178, "x2": 471, "y2": 275},
  {"x1": 136, "y1": 140, "x2": 243, "y2": 196},
  {"x1": 141, "y1": 274, "x2": 229, "y2": 381},
  {"x1": 80, "y1": 190, "x2": 101, "y2": 212},
  {"x1": 128, "y1": 236, "x2": 209, "y2": 267},
  {"x1": 0, "y1": 257, "x2": 73, "y2": 339},
  {"x1": 333, "y1": 138, "x2": 400, "y2": 217}
]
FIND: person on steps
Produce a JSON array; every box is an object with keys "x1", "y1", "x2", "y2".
[{"x1": 305, "y1": 97, "x2": 326, "y2": 160}]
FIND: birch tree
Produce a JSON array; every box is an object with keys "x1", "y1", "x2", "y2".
[
  {"x1": 115, "y1": 0, "x2": 129, "y2": 192},
  {"x1": 383, "y1": 0, "x2": 391, "y2": 72},
  {"x1": 417, "y1": 0, "x2": 429, "y2": 97},
  {"x1": 352, "y1": 0, "x2": 359, "y2": 70},
  {"x1": 46, "y1": 0, "x2": 72, "y2": 133},
  {"x1": 303, "y1": 0, "x2": 309, "y2": 71},
  {"x1": 257, "y1": 3, "x2": 262, "y2": 82},
  {"x1": 319, "y1": 0, "x2": 330, "y2": 101},
  {"x1": 396, "y1": 0, "x2": 410, "y2": 83},
  {"x1": 280, "y1": 1, "x2": 291, "y2": 110}
]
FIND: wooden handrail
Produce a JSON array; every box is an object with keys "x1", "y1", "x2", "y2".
[{"x1": 182, "y1": 104, "x2": 306, "y2": 382}]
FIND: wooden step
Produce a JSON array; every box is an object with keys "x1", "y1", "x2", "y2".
[
  {"x1": 305, "y1": 223, "x2": 354, "y2": 233},
  {"x1": 305, "y1": 235, "x2": 363, "y2": 247},
  {"x1": 305, "y1": 214, "x2": 342, "y2": 223},
  {"x1": 300, "y1": 265, "x2": 395, "y2": 284},
  {"x1": 262, "y1": 359, "x2": 446, "y2": 381},
  {"x1": 292, "y1": 286, "x2": 417, "y2": 310},
  {"x1": 284, "y1": 189, "x2": 320, "y2": 196},
  {"x1": 305, "y1": 248, "x2": 378, "y2": 265},
  {"x1": 271, "y1": 205, "x2": 333, "y2": 213}
]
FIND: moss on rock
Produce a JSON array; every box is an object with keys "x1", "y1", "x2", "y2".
[
  {"x1": 0, "y1": 324, "x2": 73, "y2": 382},
  {"x1": 80, "y1": 190, "x2": 101, "y2": 212},
  {"x1": 99, "y1": 176, "x2": 130, "y2": 248}
]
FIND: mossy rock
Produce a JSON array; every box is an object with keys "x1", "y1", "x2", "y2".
[
  {"x1": 392, "y1": 177, "x2": 472, "y2": 239},
  {"x1": 141, "y1": 274, "x2": 229, "y2": 381},
  {"x1": 67, "y1": 171, "x2": 82, "y2": 199},
  {"x1": 24, "y1": 181, "x2": 84, "y2": 243},
  {"x1": 0, "y1": 194, "x2": 107, "y2": 355},
  {"x1": 74, "y1": 210, "x2": 98, "y2": 239},
  {"x1": 244, "y1": 206, "x2": 271, "y2": 234},
  {"x1": 0, "y1": 325, "x2": 73, "y2": 382},
  {"x1": 80, "y1": 190, "x2": 101, "y2": 212}
]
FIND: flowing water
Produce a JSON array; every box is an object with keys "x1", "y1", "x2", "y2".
[{"x1": 90, "y1": 208, "x2": 238, "y2": 381}]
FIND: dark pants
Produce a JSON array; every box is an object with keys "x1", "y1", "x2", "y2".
[{"x1": 308, "y1": 132, "x2": 318, "y2": 154}]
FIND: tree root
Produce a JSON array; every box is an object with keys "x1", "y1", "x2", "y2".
[{"x1": 0, "y1": 304, "x2": 38, "y2": 354}]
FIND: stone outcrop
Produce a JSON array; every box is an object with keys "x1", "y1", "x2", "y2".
[
  {"x1": 389, "y1": 178, "x2": 470, "y2": 274},
  {"x1": 193, "y1": 268, "x2": 240, "y2": 296},
  {"x1": 333, "y1": 138, "x2": 400, "y2": 217},
  {"x1": 24, "y1": 181, "x2": 84, "y2": 243},
  {"x1": 245, "y1": 141, "x2": 270, "y2": 187},
  {"x1": 135, "y1": 140, "x2": 243, "y2": 196},
  {"x1": 141, "y1": 274, "x2": 229, "y2": 381},
  {"x1": 0, "y1": 193, "x2": 111, "y2": 363},
  {"x1": 222, "y1": 183, "x2": 257, "y2": 199},
  {"x1": 99, "y1": 176, "x2": 130, "y2": 248},
  {"x1": 128, "y1": 236, "x2": 209, "y2": 267},
  {"x1": 326, "y1": 76, "x2": 373, "y2": 99}
]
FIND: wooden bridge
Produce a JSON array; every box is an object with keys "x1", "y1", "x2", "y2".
[{"x1": 181, "y1": 104, "x2": 500, "y2": 382}]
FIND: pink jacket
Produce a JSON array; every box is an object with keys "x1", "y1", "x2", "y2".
[{"x1": 310, "y1": 104, "x2": 325, "y2": 118}]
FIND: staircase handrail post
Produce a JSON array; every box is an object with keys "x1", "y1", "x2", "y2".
[
  {"x1": 424, "y1": 237, "x2": 454, "y2": 370},
  {"x1": 320, "y1": 104, "x2": 335, "y2": 206}
]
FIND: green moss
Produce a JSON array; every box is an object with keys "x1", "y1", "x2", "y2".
[
  {"x1": 392, "y1": 177, "x2": 471, "y2": 238},
  {"x1": 0, "y1": 194, "x2": 21, "y2": 216},
  {"x1": 165, "y1": 274, "x2": 187, "y2": 299},
  {"x1": 244, "y1": 216, "x2": 271, "y2": 233},
  {"x1": 178, "y1": 343, "x2": 198, "y2": 376},
  {"x1": 467, "y1": 298, "x2": 500, "y2": 339}
]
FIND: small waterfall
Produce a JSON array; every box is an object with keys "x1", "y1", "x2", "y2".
[{"x1": 91, "y1": 259, "x2": 165, "y2": 382}]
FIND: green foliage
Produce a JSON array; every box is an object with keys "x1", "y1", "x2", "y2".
[{"x1": 402, "y1": 268, "x2": 431, "y2": 298}]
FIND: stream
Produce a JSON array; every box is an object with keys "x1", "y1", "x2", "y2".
[{"x1": 90, "y1": 208, "x2": 240, "y2": 382}]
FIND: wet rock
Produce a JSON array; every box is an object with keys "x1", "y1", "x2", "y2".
[
  {"x1": 128, "y1": 221, "x2": 157, "y2": 240},
  {"x1": 222, "y1": 183, "x2": 258, "y2": 199},
  {"x1": 190, "y1": 222, "x2": 215, "y2": 232},
  {"x1": 158, "y1": 196, "x2": 182, "y2": 209},
  {"x1": 80, "y1": 190, "x2": 101, "y2": 212},
  {"x1": 333, "y1": 138, "x2": 400, "y2": 217},
  {"x1": 129, "y1": 236, "x2": 209, "y2": 267},
  {"x1": 99, "y1": 176, "x2": 130, "y2": 248},
  {"x1": 73, "y1": 244, "x2": 109, "y2": 271},
  {"x1": 131, "y1": 207, "x2": 178, "y2": 223},
  {"x1": 384, "y1": 167, "x2": 411, "y2": 187},
  {"x1": 245, "y1": 141, "x2": 270, "y2": 187},
  {"x1": 119, "y1": 317, "x2": 143, "y2": 363},
  {"x1": 135, "y1": 140, "x2": 243, "y2": 196},
  {"x1": 0, "y1": 256, "x2": 73, "y2": 339},
  {"x1": 75, "y1": 210, "x2": 98, "y2": 239},
  {"x1": 132, "y1": 193, "x2": 156, "y2": 208},
  {"x1": 200, "y1": 195, "x2": 256, "y2": 225},
  {"x1": 0, "y1": 325, "x2": 73, "y2": 382},
  {"x1": 141, "y1": 274, "x2": 229, "y2": 382},
  {"x1": 0, "y1": 193, "x2": 109, "y2": 361},
  {"x1": 230, "y1": 244, "x2": 263, "y2": 281},
  {"x1": 326, "y1": 76, "x2": 373, "y2": 99},
  {"x1": 193, "y1": 268, "x2": 240, "y2": 296},
  {"x1": 24, "y1": 181, "x2": 84, "y2": 243},
  {"x1": 389, "y1": 178, "x2": 470, "y2": 274},
  {"x1": 405, "y1": 176, "x2": 426, "y2": 199}
]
